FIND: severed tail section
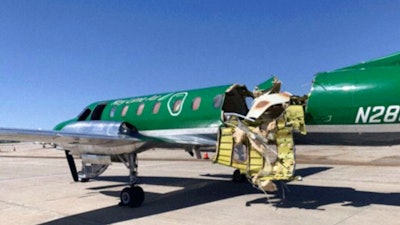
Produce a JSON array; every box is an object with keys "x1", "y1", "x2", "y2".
[{"x1": 214, "y1": 90, "x2": 307, "y2": 192}]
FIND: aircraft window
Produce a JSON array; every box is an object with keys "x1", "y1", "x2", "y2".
[
  {"x1": 110, "y1": 107, "x2": 117, "y2": 118},
  {"x1": 137, "y1": 103, "x2": 145, "y2": 116},
  {"x1": 213, "y1": 94, "x2": 224, "y2": 108},
  {"x1": 78, "y1": 108, "x2": 91, "y2": 121},
  {"x1": 91, "y1": 103, "x2": 107, "y2": 120},
  {"x1": 173, "y1": 100, "x2": 182, "y2": 113},
  {"x1": 121, "y1": 105, "x2": 129, "y2": 117},
  {"x1": 153, "y1": 102, "x2": 161, "y2": 114},
  {"x1": 192, "y1": 97, "x2": 201, "y2": 111}
]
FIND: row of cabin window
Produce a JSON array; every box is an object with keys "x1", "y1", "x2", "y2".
[{"x1": 110, "y1": 94, "x2": 224, "y2": 118}]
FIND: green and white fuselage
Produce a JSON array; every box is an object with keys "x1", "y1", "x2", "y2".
[
  {"x1": 52, "y1": 82, "x2": 255, "y2": 155},
  {"x1": 302, "y1": 52, "x2": 400, "y2": 145}
]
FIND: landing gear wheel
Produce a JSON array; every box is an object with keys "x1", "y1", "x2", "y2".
[
  {"x1": 131, "y1": 186, "x2": 145, "y2": 207},
  {"x1": 79, "y1": 178, "x2": 89, "y2": 183},
  {"x1": 232, "y1": 169, "x2": 247, "y2": 182},
  {"x1": 120, "y1": 187, "x2": 132, "y2": 206},
  {"x1": 119, "y1": 186, "x2": 145, "y2": 207}
]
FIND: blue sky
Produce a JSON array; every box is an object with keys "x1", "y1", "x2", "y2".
[{"x1": 1, "y1": 1, "x2": 400, "y2": 129}]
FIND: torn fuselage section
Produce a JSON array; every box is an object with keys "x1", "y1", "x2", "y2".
[{"x1": 214, "y1": 77, "x2": 307, "y2": 192}]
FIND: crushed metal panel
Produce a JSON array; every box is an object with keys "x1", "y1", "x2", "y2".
[
  {"x1": 246, "y1": 92, "x2": 292, "y2": 120},
  {"x1": 214, "y1": 81, "x2": 307, "y2": 193},
  {"x1": 254, "y1": 76, "x2": 281, "y2": 96},
  {"x1": 214, "y1": 126, "x2": 265, "y2": 175}
]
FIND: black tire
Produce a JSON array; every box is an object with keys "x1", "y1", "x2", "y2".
[
  {"x1": 130, "y1": 186, "x2": 145, "y2": 208},
  {"x1": 120, "y1": 187, "x2": 133, "y2": 206},
  {"x1": 79, "y1": 178, "x2": 89, "y2": 183},
  {"x1": 232, "y1": 169, "x2": 247, "y2": 183},
  {"x1": 119, "y1": 186, "x2": 145, "y2": 207}
]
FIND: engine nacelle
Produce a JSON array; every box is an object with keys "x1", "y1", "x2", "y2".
[
  {"x1": 81, "y1": 154, "x2": 112, "y2": 165},
  {"x1": 77, "y1": 154, "x2": 112, "y2": 181},
  {"x1": 59, "y1": 121, "x2": 142, "y2": 155},
  {"x1": 61, "y1": 121, "x2": 137, "y2": 137}
]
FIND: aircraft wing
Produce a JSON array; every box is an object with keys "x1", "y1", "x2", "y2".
[
  {"x1": 0, "y1": 120, "x2": 218, "y2": 155},
  {"x1": 0, "y1": 120, "x2": 155, "y2": 154},
  {"x1": 0, "y1": 126, "x2": 143, "y2": 155},
  {"x1": 0, "y1": 127, "x2": 141, "y2": 145}
]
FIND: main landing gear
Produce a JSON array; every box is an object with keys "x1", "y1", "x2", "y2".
[
  {"x1": 65, "y1": 150, "x2": 146, "y2": 207},
  {"x1": 118, "y1": 153, "x2": 145, "y2": 207},
  {"x1": 232, "y1": 169, "x2": 247, "y2": 183},
  {"x1": 120, "y1": 186, "x2": 145, "y2": 207}
]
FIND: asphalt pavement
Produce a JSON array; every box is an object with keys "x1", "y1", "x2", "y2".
[{"x1": 0, "y1": 143, "x2": 399, "y2": 225}]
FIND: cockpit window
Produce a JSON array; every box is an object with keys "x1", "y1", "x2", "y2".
[
  {"x1": 78, "y1": 108, "x2": 91, "y2": 121},
  {"x1": 91, "y1": 103, "x2": 107, "y2": 120}
]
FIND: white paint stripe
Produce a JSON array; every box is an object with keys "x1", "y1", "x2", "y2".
[
  {"x1": 142, "y1": 124, "x2": 400, "y2": 136},
  {"x1": 141, "y1": 127, "x2": 219, "y2": 145},
  {"x1": 141, "y1": 127, "x2": 219, "y2": 136},
  {"x1": 306, "y1": 124, "x2": 400, "y2": 133}
]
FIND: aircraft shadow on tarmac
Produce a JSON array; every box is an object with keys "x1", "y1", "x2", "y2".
[
  {"x1": 39, "y1": 167, "x2": 400, "y2": 225},
  {"x1": 247, "y1": 167, "x2": 400, "y2": 209}
]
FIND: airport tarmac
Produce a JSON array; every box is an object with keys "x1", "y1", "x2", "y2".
[{"x1": 0, "y1": 143, "x2": 399, "y2": 225}]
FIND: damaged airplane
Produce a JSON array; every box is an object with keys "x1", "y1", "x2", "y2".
[
  {"x1": 0, "y1": 76, "x2": 306, "y2": 207},
  {"x1": 1, "y1": 51, "x2": 399, "y2": 207}
]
